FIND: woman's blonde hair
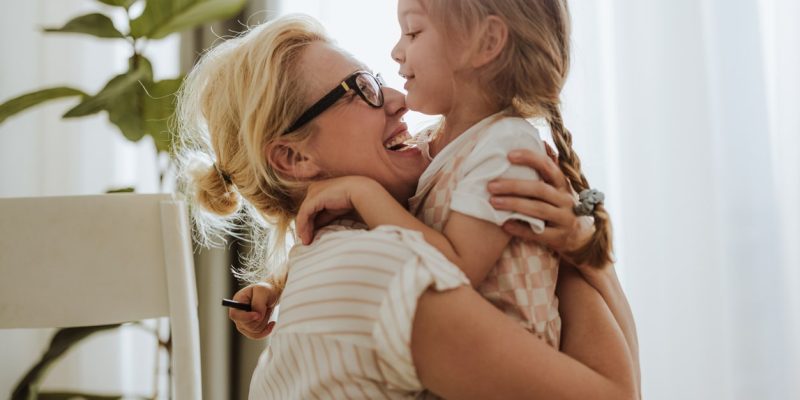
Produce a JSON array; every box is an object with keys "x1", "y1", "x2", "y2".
[
  {"x1": 425, "y1": 0, "x2": 613, "y2": 267},
  {"x1": 175, "y1": 14, "x2": 331, "y2": 287}
]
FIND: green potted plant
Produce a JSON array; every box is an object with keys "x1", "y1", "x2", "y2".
[
  {"x1": 0, "y1": 0, "x2": 246, "y2": 157},
  {"x1": 0, "y1": 0, "x2": 246, "y2": 398}
]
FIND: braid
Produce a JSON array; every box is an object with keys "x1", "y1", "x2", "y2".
[{"x1": 546, "y1": 103, "x2": 614, "y2": 267}]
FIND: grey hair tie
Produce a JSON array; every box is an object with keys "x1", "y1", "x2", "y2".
[{"x1": 574, "y1": 189, "x2": 605, "y2": 216}]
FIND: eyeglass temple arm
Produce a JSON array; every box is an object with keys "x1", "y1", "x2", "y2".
[{"x1": 284, "y1": 83, "x2": 349, "y2": 134}]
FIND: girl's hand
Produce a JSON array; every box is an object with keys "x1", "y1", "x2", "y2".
[
  {"x1": 296, "y1": 176, "x2": 374, "y2": 245},
  {"x1": 488, "y1": 145, "x2": 594, "y2": 256},
  {"x1": 228, "y1": 282, "x2": 279, "y2": 340}
]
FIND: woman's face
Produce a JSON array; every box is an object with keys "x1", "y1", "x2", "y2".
[{"x1": 300, "y1": 42, "x2": 426, "y2": 203}]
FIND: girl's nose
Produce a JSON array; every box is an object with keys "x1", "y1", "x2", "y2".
[{"x1": 390, "y1": 41, "x2": 405, "y2": 64}]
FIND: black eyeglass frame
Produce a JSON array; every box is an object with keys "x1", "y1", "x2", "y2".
[{"x1": 283, "y1": 70, "x2": 385, "y2": 135}]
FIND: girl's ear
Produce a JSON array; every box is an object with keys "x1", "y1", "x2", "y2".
[
  {"x1": 266, "y1": 140, "x2": 322, "y2": 180},
  {"x1": 471, "y1": 15, "x2": 508, "y2": 68}
]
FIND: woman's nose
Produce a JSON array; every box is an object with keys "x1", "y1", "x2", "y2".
[{"x1": 382, "y1": 87, "x2": 407, "y2": 118}]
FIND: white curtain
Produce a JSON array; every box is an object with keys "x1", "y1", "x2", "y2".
[
  {"x1": 0, "y1": 0, "x2": 177, "y2": 397},
  {"x1": 565, "y1": 1, "x2": 799, "y2": 398},
  {"x1": 277, "y1": 1, "x2": 800, "y2": 399}
]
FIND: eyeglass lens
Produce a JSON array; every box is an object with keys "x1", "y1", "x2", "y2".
[{"x1": 355, "y1": 73, "x2": 382, "y2": 106}]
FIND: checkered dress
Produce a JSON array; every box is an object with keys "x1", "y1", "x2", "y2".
[{"x1": 409, "y1": 119, "x2": 561, "y2": 348}]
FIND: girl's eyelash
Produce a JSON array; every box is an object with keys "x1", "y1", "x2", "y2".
[{"x1": 405, "y1": 31, "x2": 420, "y2": 39}]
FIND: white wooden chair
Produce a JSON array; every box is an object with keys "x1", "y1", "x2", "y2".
[{"x1": 0, "y1": 194, "x2": 201, "y2": 399}]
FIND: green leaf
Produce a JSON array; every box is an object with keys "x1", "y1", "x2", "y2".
[
  {"x1": 39, "y1": 391, "x2": 145, "y2": 400},
  {"x1": 97, "y1": 0, "x2": 136, "y2": 9},
  {"x1": 44, "y1": 13, "x2": 125, "y2": 39},
  {"x1": 106, "y1": 187, "x2": 135, "y2": 193},
  {"x1": 130, "y1": 0, "x2": 246, "y2": 39},
  {"x1": 63, "y1": 57, "x2": 153, "y2": 119},
  {"x1": 11, "y1": 325, "x2": 121, "y2": 400},
  {"x1": 143, "y1": 78, "x2": 183, "y2": 152},
  {"x1": 105, "y1": 88, "x2": 146, "y2": 142},
  {"x1": 0, "y1": 87, "x2": 86, "y2": 125}
]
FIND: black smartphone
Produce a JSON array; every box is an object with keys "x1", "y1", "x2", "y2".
[{"x1": 221, "y1": 298, "x2": 253, "y2": 312}]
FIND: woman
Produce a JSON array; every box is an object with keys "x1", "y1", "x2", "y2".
[{"x1": 177, "y1": 14, "x2": 638, "y2": 399}]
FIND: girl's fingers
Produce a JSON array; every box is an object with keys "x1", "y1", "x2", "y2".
[
  {"x1": 298, "y1": 198, "x2": 331, "y2": 244},
  {"x1": 303, "y1": 217, "x2": 315, "y2": 244},
  {"x1": 315, "y1": 211, "x2": 340, "y2": 230},
  {"x1": 488, "y1": 179, "x2": 573, "y2": 208},
  {"x1": 295, "y1": 209, "x2": 307, "y2": 243},
  {"x1": 508, "y1": 149, "x2": 566, "y2": 190}
]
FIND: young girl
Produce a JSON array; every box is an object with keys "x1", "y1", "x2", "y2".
[{"x1": 296, "y1": 0, "x2": 612, "y2": 348}]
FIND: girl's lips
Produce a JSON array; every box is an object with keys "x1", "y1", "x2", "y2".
[{"x1": 401, "y1": 75, "x2": 414, "y2": 90}]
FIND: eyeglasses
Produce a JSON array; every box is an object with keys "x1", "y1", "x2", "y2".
[{"x1": 283, "y1": 70, "x2": 385, "y2": 135}]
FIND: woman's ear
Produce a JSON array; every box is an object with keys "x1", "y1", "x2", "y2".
[
  {"x1": 266, "y1": 140, "x2": 322, "y2": 180},
  {"x1": 471, "y1": 15, "x2": 508, "y2": 68}
]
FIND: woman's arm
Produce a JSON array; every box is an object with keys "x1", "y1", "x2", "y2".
[
  {"x1": 489, "y1": 148, "x2": 640, "y2": 395},
  {"x1": 571, "y1": 261, "x2": 641, "y2": 397},
  {"x1": 411, "y1": 274, "x2": 636, "y2": 400}
]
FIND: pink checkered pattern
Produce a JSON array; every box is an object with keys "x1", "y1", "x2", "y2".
[{"x1": 410, "y1": 123, "x2": 562, "y2": 348}]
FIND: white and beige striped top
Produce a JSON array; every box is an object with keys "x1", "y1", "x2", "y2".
[{"x1": 248, "y1": 222, "x2": 470, "y2": 399}]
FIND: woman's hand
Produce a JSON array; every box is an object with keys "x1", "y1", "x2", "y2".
[
  {"x1": 228, "y1": 282, "x2": 279, "y2": 340},
  {"x1": 488, "y1": 145, "x2": 594, "y2": 256},
  {"x1": 296, "y1": 176, "x2": 374, "y2": 245}
]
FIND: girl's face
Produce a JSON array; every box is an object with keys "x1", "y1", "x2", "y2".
[
  {"x1": 300, "y1": 42, "x2": 426, "y2": 203},
  {"x1": 391, "y1": 0, "x2": 456, "y2": 115}
]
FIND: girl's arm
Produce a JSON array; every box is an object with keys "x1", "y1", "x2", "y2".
[
  {"x1": 297, "y1": 176, "x2": 511, "y2": 286},
  {"x1": 411, "y1": 268, "x2": 637, "y2": 400},
  {"x1": 351, "y1": 178, "x2": 510, "y2": 286}
]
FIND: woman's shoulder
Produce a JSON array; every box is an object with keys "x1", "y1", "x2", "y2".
[
  {"x1": 289, "y1": 224, "x2": 424, "y2": 267},
  {"x1": 278, "y1": 225, "x2": 469, "y2": 334},
  {"x1": 287, "y1": 225, "x2": 466, "y2": 282}
]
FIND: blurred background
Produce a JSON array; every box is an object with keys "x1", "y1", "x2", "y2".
[{"x1": 1, "y1": 0, "x2": 798, "y2": 399}]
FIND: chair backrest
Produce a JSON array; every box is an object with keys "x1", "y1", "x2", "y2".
[{"x1": 0, "y1": 194, "x2": 201, "y2": 399}]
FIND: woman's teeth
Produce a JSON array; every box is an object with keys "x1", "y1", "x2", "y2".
[{"x1": 384, "y1": 131, "x2": 413, "y2": 150}]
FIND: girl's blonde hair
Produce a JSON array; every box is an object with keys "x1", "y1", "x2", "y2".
[
  {"x1": 425, "y1": 0, "x2": 613, "y2": 267},
  {"x1": 175, "y1": 15, "x2": 331, "y2": 288}
]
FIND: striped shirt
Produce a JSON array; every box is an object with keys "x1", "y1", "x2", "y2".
[{"x1": 248, "y1": 222, "x2": 470, "y2": 399}]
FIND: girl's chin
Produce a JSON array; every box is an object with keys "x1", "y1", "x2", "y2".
[{"x1": 405, "y1": 96, "x2": 441, "y2": 117}]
